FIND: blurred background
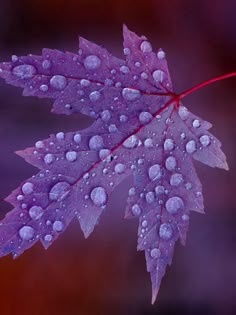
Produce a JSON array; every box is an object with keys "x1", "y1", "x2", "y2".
[{"x1": 0, "y1": 0, "x2": 236, "y2": 314}]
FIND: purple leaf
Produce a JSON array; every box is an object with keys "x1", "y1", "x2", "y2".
[{"x1": 0, "y1": 25, "x2": 228, "y2": 303}]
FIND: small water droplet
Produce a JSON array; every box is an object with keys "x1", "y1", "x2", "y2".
[
  {"x1": 35, "y1": 141, "x2": 44, "y2": 149},
  {"x1": 159, "y1": 223, "x2": 173, "y2": 240},
  {"x1": 123, "y1": 135, "x2": 139, "y2": 149},
  {"x1": 148, "y1": 164, "x2": 161, "y2": 181},
  {"x1": 165, "y1": 156, "x2": 176, "y2": 171},
  {"x1": 185, "y1": 182, "x2": 192, "y2": 190},
  {"x1": 120, "y1": 114, "x2": 128, "y2": 123},
  {"x1": 146, "y1": 191, "x2": 155, "y2": 204},
  {"x1": 186, "y1": 140, "x2": 196, "y2": 154},
  {"x1": 40, "y1": 84, "x2": 49, "y2": 92},
  {"x1": 166, "y1": 196, "x2": 184, "y2": 214},
  {"x1": 192, "y1": 119, "x2": 200, "y2": 128},
  {"x1": 89, "y1": 91, "x2": 101, "y2": 102},
  {"x1": 150, "y1": 248, "x2": 161, "y2": 259},
  {"x1": 89, "y1": 135, "x2": 104, "y2": 151},
  {"x1": 123, "y1": 48, "x2": 131, "y2": 55},
  {"x1": 164, "y1": 138, "x2": 174, "y2": 151},
  {"x1": 11, "y1": 55, "x2": 18, "y2": 62},
  {"x1": 66, "y1": 151, "x2": 77, "y2": 162},
  {"x1": 101, "y1": 110, "x2": 112, "y2": 122},
  {"x1": 44, "y1": 234, "x2": 53, "y2": 242},
  {"x1": 50, "y1": 75, "x2": 67, "y2": 90},
  {"x1": 22, "y1": 182, "x2": 34, "y2": 195},
  {"x1": 140, "y1": 41, "x2": 152, "y2": 53},
  {"x1": 108, "y1": 124, "x2": 118, "y2": 133},
  {"x1": 170, "y1": 173, "x2": 183, "y2": 186},
  {"x1": 139, "y1": 111, "x2": 152, "y2": 124},
  {"x1": 13, "y1": 64, "x2": 36, "y2": 79},
  {"x1": 56, "y1": 132, "x2": 64, "y2": 141},
  {"x1": 182, "y1": 214, "x2": 189, "y2": 221},
  {"x1": 122, "y1": 88, "x2": 141, "y2": 101},
  {"x1": 73, "y1": 133, "x2": 81, "y2": 144},
  {"x1": 17, "y1": 195, "x2": 24, "y2": 201},
  {"x1": 42, "y1": 59, "x2": 51, "y2": 69},
  {"x1": 131, "y1": 204, "x2": 141, "y2": 216},
  {"x1": 19, "y1": 225, "x2": 34, "y2": 240},
  {"x1": 29, "y1": 206, "x2": 43, "y2": 220},
  {"x1": 157, "y1": 50, "x2": 165, "y2": 59},
  {"x1": 53, "y1": 220, "x2": 64, "y2": 232},
  {"x1": 178, "y1": 106, "x2": 189, "y2": 120},
  {"x1": 152, "y1": 70, "x2": 165, "y2": 82},
  {"x1": 90, "y1": 187, "x2": 107, "y2": 206},
  {"x1": 44, "y1": 153, "x2": 54, "y2": 164},
  {"x1": 84, "y1": 55, "x2": 101, "y2": 70},
  {"x1": 129, "y1": 187, "x2": 136, "y2": 196},
  {"x1": 141, "y1": 72, "x2": 148, "y2": 79},
  {"x1": 80, "y1": 79, "x2": 90, "y2": 87},
  {"x1": 99, "y1": 149, "x2": 111, "y2": 162},
  {"x1": 200, "y1": 135, "x2": 210, "y2": 147},
  {"x1": 120, "y1": 65, "x2": 130, "y2": 74},
  {"x1": 49, "y1": 182, "x2": 70, "y2": 201},
  {"x1": 155, "y1": 185, "x2": 165, "y2": 195},
  {"x1": 114, "y1": 163, "x2": 125, "y2": 174}
]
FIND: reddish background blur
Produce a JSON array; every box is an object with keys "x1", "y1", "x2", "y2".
[{"x1": 0, "y1": 1, "x2": 236, "y2": 314}]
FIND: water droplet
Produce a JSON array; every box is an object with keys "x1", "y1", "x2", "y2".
[
  {"x1": 66, "y1": 151, "x2": 77, "y2": 162},
  {"x1": 123, "y1": 135, "x2": 139, "y2": 149},
  {"x1": 17, "y1": 195, "x2": 24, "y2": 201},
  {"x1": 89, "y1": 91, "x2": 101, "y2": 102},
  {"x1": 11, "y1": 55, "x2": 18, "y2": 62},
  {"x1": 131, "y1": 204, "x2": 141, "y2": 216},
  {"x1": 182, "y1": 214, "x2": 189, "y2": 221},
  {"x1": 84, "y1": 55, "x2": 101, "y2": 70},
  {"x1": 120, "y1": 65, "x2": 130, "y2": 74},
  {"x1": 157, "y1": 50, "x2": 165, "y2": 59},
  {"x1": 101, "y1": 110, "x2": 111, "y2": 122},
  {"x1": 114, "y1": 163, "x2": 125, "y2": 174},
  {"x1": 120, "y1": 114, "x2": 128, "y2": 123},
  {"x1": 19, "y1": 225, "x2": 34, "y2": 240},
  {"x1": 129, "y1": 187, "x2": 136, "y2": 196},
  {"x1": 44, "y1": 234, "x2": 53, "y2": 242},
  {"x1": 146, "y1": 191, "x2": 155, "y2": 204},
  {"x1": 139, "y1": 111, "x2": 152, "y2": 124},
  {"x1": 135, "y1": 61, "x2": 141, "y2": 67},
  {"x1": 13, "y1": 64, "x2": 36, "y2": 79},
  {"x1": 73, "y1": 133, "x2": 81, "y2": 144},
  {"x1": 141, "y1": 72, "x2": 148, "y2": 79},
  {"x1": 89, "y1": 135, "x2": 104, "y2": 150},
  {"x1": 44, "y1": 153, "x2": 54, "y2": 164},
  {"x1": 150, "y1": 249, "x2": 161, "y2": 261},
  {"x1": 185, "y1": 182, "x2": 192, "y2": 190},
  {"x1": 170, "y1": 173, "x2": 183, "y2": 186},
  {"x1": 165, "y1": 156, "x2": 176, "y2": 171},
  {"x1": 42, "y1": 59, "x2": 51, "y2": 69},
  {"x1": 40, "y1": 84, "x2": 49, "y2": 92},
  {"x1": 56, "y1": 132, "x2": 64, "y2": 141},
  {"x1": 80, "y1": 79, "x2": 90, "y2": 87},
  {"x1": 99, "y1": 149, "x2": 111, "y2": 161},
  {"x1": 122, "y1": 88, "x2": 141, "y2": 101},
  {"x1": 142, "y1": 220, "x2": 148, "y2": 228},
  {"x1": 152, "y1": 70, "x2": 165, "y2": 82},
  {"x1": 53, "y1": 220, "x2": 64, "y2": 232},
  {"x1": 166, "y1": 196, "x2": 184, "y2": 214},
  {"x1": 35, "y1": 141, "x2": 44, "y2": 149},
  {"x1": 180, "y1": 132, "x2": 186, "y2": 139},
  {"x1": 186, "y1": 140, "x2": 196, "y2": 154},
  {"x1": 178, "y1": 106, "x2": 189, "y2": 120},
  {"x1": 144, "y1": 138, "x2": 154, "y2": 148},
  {"x1": 192, "y1": 119, "x2": 200, "y2": 128},
  {"x1": 148, "y1": 164, "x2": 161, "y2": 181},
  {"x1": 90, "y1": 187, "x2": 107, "y2": 206},
  {"x1": 200, "y1": 135, "x2": 210, "y2": 147},
  {"x1": 123, "y1": 48, "x2": 131, "y2": 55},
  {"x1": 50, "y1": 75, "x2": 67, "y2": 90},
  {"x1": 108, "y1": 124, "x2": 118, "y2": 133},
  {"x1": 159, "y1": 223, "x2": 173, "y2": 240},
  {"x1": 22, "y1": 182, "x2": 34, "y2": 195},
  {"x1": 49, "y1": 182, "x2": 70, "y2": 201},
  {"x1": 29, "y1": 206, "x2": 43, "y2": 220},
  {"x1": 155, "y1": 185, "x2": 165, "y2": 195},
  {"x1": 140, "y1": 41, "x2": 152, "y2": 53},
  {"x1": 164, "y1": 138, "x2": 174, "y2": 151}
]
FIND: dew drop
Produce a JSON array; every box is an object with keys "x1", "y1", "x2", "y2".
[
  {"x1": 40, "y1": 84, "x2": 49, "y2": 92},
  {"x1": 166, "y1": 196, "x2": 184, "y2": 214},
  {"x1": 178, "y1": 106, "x2": 189, "y2": 120},
  {"x1": 11, "y1": 55, "x2": 18, "y2": 62},
  {"x1": 89, "y1": 135, "x2": 104, "y2": 151},
  {"x1": 139, "y1": 111, "x2": 152, "y2": 124},
  {"x1": 148, "y1": 164, "x2": 161, "y2": 181},
  {"x1": 53, "y1": 220, "x2": 64, "y2": 232},
  {"x1": 84, "y1": 55, "x2": 101, "y2": 70},
  {"x1": 101, "y1": 110, "x2": 112, "y2": 122},
  {"x1": 99, "y1": 149, "x2": 111, "y2": 161},
  {"x1": 129, "y1": 187, "x2": 136, "y2": 196},
  {"x1": 122, "y1": 88, "x2": 141, "y2": 101},
  {"x1": 13, "y1": 64, "x2": 36, "y2": 79},
  {"x1": 164, "y1": 138, "x2": 174, "y2": 151},
  {"x1": 123, "y1": 48, "x2": 131, "y2": 55},
  {"x1": 42, "y1": 59, "x2": 51, "y2": 70},
  {"x1": 192, "y1": 119, "x2": 200, "y2": 128},
  {"x1": 108, "y1": 124, "x2": 118, "y2": 133},
  {"x1": 200, "y1": 135, "x2": 210, "y2": 147},
  {"x1": 185, "y1": 182, "x2": 192, "y2": 190},
  {"x1": 29, "y1": 206, "x2": 43, "y2": 220},
  {"x1": 56, "y1": 132, "x2": 64, "y2": 141},
  {"x1": 146, "y1": 191, "x2": 155, "y2": 204},
  {"x1": 19, "y1": 225, "x2": 34, "y2": 241},
  {"x1": 155, "y1": 185, "x2": 165, "y2": 195},
  {"x1": 144, "y1": 138, "x2": 154, "y2": 148},
  {"x1": 80, "y1": 79, "x2": 90, "y2": 87},
  {"x1": 152, "y1": 70, "x2": 165, "y2": 82},
  {"x1": 170, "y1": 173, "x2": 183, "y2": 186},
  {"x1": 141, "y1": 72, "x2": 148, "y2": 79},
  {"x1": 44, "y1": 153, "x2": 54, "y2": 164},
  {"x1": 186, "y1": 140, "x2": 196, "y2": 154},
  {"x1": 142, "y1": 220, "x2": 148, "y2": 228},
  {"x1": 22, "y1": 182, "x2": 34, "y2": 195},
  {"x1": 150, "y1": 248, "x2": 161, "y2": 259},
  {"x1": 66, "y1": 151, "x2": 77, "y2": 162},
  {"x1": 49, "y1": 182, "x2": 70, "y2": 201},
  {"x1": 44, "y1": 234, "x2": 53, "y2": 242},
  {"x1": 35, "y1": 141, "x2": 44, "y2": 149},
  {"x1": 90, "y1": 187, "x2": 107, "y2": 206},
  {"x1": 114, "y1": 163, "x2": 125, "y2": 174},
  {"x1": 89, "y1": 91, "x2": 101, "y2": 102},
  {"x1": 157, "y1": 50, "x2": 166, "y2": 59},
  {"x1": 120, "y1": 65, "x2": 130, "y2": 74},
  {"x1": 73, "y1": 133, "x2": 81, "y2": 144},
  {"x1": 50, "y1": 75, "x2": 67, "y2": 90},
  {"x1": 140, "y1": 41, "x2": 152, "y2": 53},
  {"x1": 131, "y1": 204, "x2": 141, "y2": 216},
  {"x1": 120, "y1": 114, "x2": 128, "y2": 123},
  {"x1": 165, "y1": 156, "x2": 176, "y2": 171},
  {"x1": 159, "y1": 223, "x2": 173, "y2": 240},
  {"x1": 123, "y1": 135, "x2": 139, "y2": 149}
]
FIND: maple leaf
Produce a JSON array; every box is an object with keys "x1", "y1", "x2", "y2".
[{"x1": 0, "y1": 25, "x2": 230, "y2": 304}]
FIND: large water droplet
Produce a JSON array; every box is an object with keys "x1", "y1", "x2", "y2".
[
  {"x1": 200, "y1": 135, "x2": 210, "y2": 147},
  {"x1": 148, "y1": 164, "x2": 161, "y2": 181},
  {"x1": 159, "y1": 223, "x2": 173, "y2": 240},
  {"x1": 122, "y1": 88, "x2": 141, "y2": 101},
  {"x1": 155, "y1": 185, "x2": 165, "y2": 195},
  {"x1": 123, "y1": 135, "x2": 139, "y2": 149},
  {"x1": 114, "y1": 163, "x2": 125, "y2": 174},
  {"x1": 50, "y1": 75, "x2": 67, "y2": 90},
  {"x1": 13, "y1": 64, "x2": 36, "y2": 79},
  {"x1": 165, "y1": 156, "x2": 176, "y2": 171},
  {"x1": 22, "y1": 182, "x2": 34, "y2": 195},
  {"x1": 56, "y1": 132, "x2": 64, "y2": 141},
  {"x1": 66, "y1": 151, "x2": 77, "y2": 162},
  {"x1": 170, "y1": 173, "x2": 183, "y2": 186},
  {"x1": 53, "y1": 220, "x2": 64, "y2": 232},
  {"x1": 49, "y1": 182, "x2": 70, "y2": 201},
  {"x1": 166, "y1": 196, "x2": 184, "y2": 214},
  {"x1": 99, "y1": 149, "x2": 111, "y2": 162},
  {"x1": 90, "y1": 187, "x2": 107, "y2": 206},
  {"x1": 89, "y1": 135, "x2": 104, "y2": 151},
  {"x1": 164, "y1": 138, "x2": 174, "y2": 151},
  {"x1": 19, "y1": 225, "x2": 34, "y2": 240},
  {"x1": 152, "y1": 70, "x2": 165, "y2": 82},
  {"x1": 44, "y1": 153, "x2": 55, "y2": 164},
  {"x1": 89, "y1": 91, "x2": 101, "y2": 102},
  {"x1": 84, "y1": 55, "x2": 101, "y2": 70},
  {"x1": 186, "y1": 140, "x2": 196, "y2": 154},
  {"x1": 144, "y1": 138, "x2": 154, "y2": 148},
  {"x1": 140, "y1": 41, "x2": 152, "y2": 53},
  {"x1": 139, "y1": 111, "x2": 152, "y2": 124},
  {"x1": 29, "y1": 206, "x2": 43, "y2": 220}
]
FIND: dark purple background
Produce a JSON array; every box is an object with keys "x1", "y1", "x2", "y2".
[{"x1": 0, "y1": 1, "x2": 236, "y2": 314}]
